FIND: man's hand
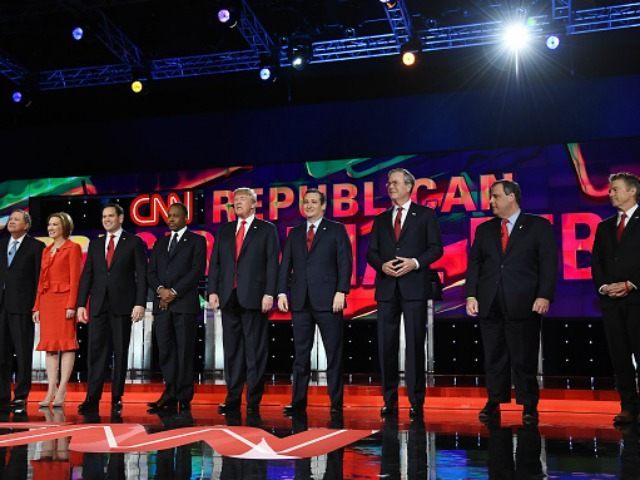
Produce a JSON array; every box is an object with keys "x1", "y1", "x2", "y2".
[
  {"x1": 605, "y1": 282, "x2": 629, "y2": 298},
  {"x1": 332, "y1": 292, "x2": 346, "y2": 313},
  {"x1": 131, "y1": 305, "x2": 145, "y2": 322},
  {"x1": 208, "y1": 293, "x2": 220, "y2": 311},
  {"x1": 158, "y1": 287, "x2": 176, "y2": 303},
  {"x1": 382, "y1": 259, "x2": 399, "y2": 277},
  {"x1": 32, "y1": 311, "x2": 39, "y2": 324},
  {"x1": 159, "y1": 299, "x2": 169, "y2": 311},
  {"x1": 77, "y1": 307, "x2": 89, "y2": 324},
  {"x1": 393, "y1": 257, "x2": 417, "y2": 277},
  {"x1": 278, "y1": 295, "x2": 289, "y2": 313},
  {"x1": 532, "y1": 298, "x2": 550, "y2": 315},
  {"x1": 261, "y1": 295, "x2": 273, "y2": 313},
  {"x1": 466, "y1": 297, "x2": 479, "y2": 317}
]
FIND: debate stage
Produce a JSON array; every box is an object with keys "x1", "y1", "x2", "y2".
[{"x1": 1, "y1": 376, "x2": 636, "y2": 479}]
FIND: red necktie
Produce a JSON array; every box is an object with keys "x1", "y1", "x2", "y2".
[
  {"x1": 307, "y1": 224, "x2": 315, "y2": 251},
  {"x1": 616, "y1": 212, "x2": 627, "y2": 241},
  {"x1": 394, "y1": 207, "x2": 403, "y2": 240},
  {"x1": 234, "y1": 220, "x2": 246, "y2": 288},
  {"x1": 500, "y1": 219, "x2": 509, "y2": 252},
  {"x1": 106, "y1": 234, "x2": 115, "y2": 268}
]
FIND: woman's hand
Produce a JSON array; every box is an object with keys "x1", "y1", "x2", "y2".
[{"x1": 65, "y1": 308, "x2": 76, "y2": 319}]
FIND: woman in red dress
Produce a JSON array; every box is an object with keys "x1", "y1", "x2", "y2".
[{"x1": 32, "y1": 212, "x2": 82, "y2": 408}]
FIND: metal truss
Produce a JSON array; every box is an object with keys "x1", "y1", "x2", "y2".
[
  {"x1": 381, "y1": 0, "x2": 414, "y2": 45},
  {"x1": 552, "y1": 0, "x2": 572, "y2": 20},
  {"x1": 35, "y1": 1, "x2": 640, "y2": 91},
  {"x1": 0, "y1": 53, "x2": 29, "y2": 85},
  {"x1": 236, "y1": 0, "x2": 274, "y2": 57}
]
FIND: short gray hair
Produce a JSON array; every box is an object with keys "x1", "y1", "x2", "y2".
[
  {"x1": 11, "y1": 209, "x2": 32, "y2": 230},
  {"x1": 387, "y1": 168, "x2": 416, "y2": 193}
]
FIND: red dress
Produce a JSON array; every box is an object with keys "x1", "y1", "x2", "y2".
[{"x1": 34, "y1": 240, "x2": 82, "y2": 351}]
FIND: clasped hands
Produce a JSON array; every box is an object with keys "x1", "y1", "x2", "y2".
[
  {"x1": 601, "y1": 282, "x2": 632, "y2": 298},
  {"x1": 158, "y1": 287, "x2": 177, "y2": 311},
  {"x1": 382, "y1": 257, "x2": 417, "y2": 277}
]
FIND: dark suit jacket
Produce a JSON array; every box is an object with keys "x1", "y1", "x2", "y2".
[
  {"x1": 592, "y1": 207, "x2": 640, "y2": 308},
  {"x1": 148, "y1": 230, "x2": 207, "y2": 314},
  {"x1": 76, "y1": 231, "x2": 148, "y2": 315},
  {"x1": 465, "y1": 213, "x2": 557, "y2": 318},
  {"x1": 0, "y1": 235, "x2": 45, "y2": 314},
  {"x1": 366, "y1": 203, "x2": 443, "y2": 301},
  {"x1": 208, "y1": 218, "x2": 279, "y2": 310},
  {"x1": 277, "y1": 218, "x2": 352, "y2": 312}
]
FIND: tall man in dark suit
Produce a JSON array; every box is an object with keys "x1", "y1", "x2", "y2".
[
  {"x1": 147, "y1": 203, "x2": 206, "y2": 412},
  {"x1": 466, "y1": 180, "x2": 557, "y2": 425},
  {"x1": 208, "y1": 187, "x2": 279, "y2": 415},
  {"x1": 0, "y1": 210, "x2": 45, "y2": 411},
  {"x1": 277, "y1": 189, "x2": 352, "y2": 415},
  {"x1": 367, "y1": 168, "x2": 443, "y2": 418},
  {"x1": 76, "y1": 203, "x2": 148, "y2": 415},
  {"x1": 591, "y1": 172, "x2": 640, "y2": 425}
]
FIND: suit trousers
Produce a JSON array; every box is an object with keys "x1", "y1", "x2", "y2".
[
  {"x1": 480, "y1": 292, "x2": 541, "y2": 406},
  {"x1": 221, "y1": 290, "x2": 268, "y2": 407},
  {"x1": 601, "y1": 302, "x2": 640, "y2": 413},
  {"x1": 0, "y1": 305, "x2": 34, "y2": 403},
  {"x1": 85, "y1": 297, "x2": 133, "y2": 401},
  {"x1": 153, "y1": 310, "x2": 197, "y2": 402},
  {"x1": 377, "y1": 285, "x2": 428, "y2": 408},
  {"x1": 291, "y1": 301, "x2": 344, "y2": 408}
]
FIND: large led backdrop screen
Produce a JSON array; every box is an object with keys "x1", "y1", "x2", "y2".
[{"x1": 3, "y1": 137, "x2": 638, "y2": 319}]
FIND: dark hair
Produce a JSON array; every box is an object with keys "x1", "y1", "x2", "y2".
[
  {"x1": 103, "y1": 203, "x2": 124, "y2": 216},
  {"x1": 169, "y1": 202, "x2": 189, "y2": 217},
  {"x1": 47, "y1": 212, "x2": 74, "y2": 238},
  {"x1": 387, "y1": 168, "x2": 416, "y2": 193},
  {"x1": 609, "y1": 172, "x2": 640, "y2": 200},
  {"x1": 491, "y1": 179, "x2": 522, "y2": 206},
  {"x1": 304, "y1": 188, "x2": 326, "y2": 205}
]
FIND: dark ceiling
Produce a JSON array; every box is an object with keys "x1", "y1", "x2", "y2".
[{"x1": 1, "y1": 0, "x2": 639, "y2": 127}]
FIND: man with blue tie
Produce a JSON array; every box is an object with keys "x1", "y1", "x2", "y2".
[
  {"x1": 0, "y1": 210, "x2": 45, "y2": 411},
  {"x1": 277, "y1": 189, "x2": 352, "y2": 415}
]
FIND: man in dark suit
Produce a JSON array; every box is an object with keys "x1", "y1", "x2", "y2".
[
  {"x1": 147, "y1": 203, "x2": 206, "y2": 412},
  {"x1": 277, "y1": 189, "x2": 352, "y2": 415},
  {"x1": 208, "y1": 187, "x2": 279, "y2": 415},
  {"x1": 466, "y1": 179, "x2": 557, "y2": 425},
  {"x1": 0, "y1": 209, "x2": 44, "y2": 411},
  {"x1": 76, "y1": 203, "x2": 148, "y2": 415},
  {"x1": 591, "y1": 172, "x2": 640, "y2": 425},
  {"x1": 366, "y1": 168, "x2": 443, "y2": 418}
]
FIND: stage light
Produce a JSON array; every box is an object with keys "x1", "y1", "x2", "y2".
[
  {"x1": 217, "y1": 5, "x2": 238, "y2": 28},
  {"x1": 72, "y1": 26, "x2": 84, "y2": 41},
  {"x1": 546, "y1": 35, "x2": 560, "y2": 50},
  {"x1": 11, "y1": 91, "x2": 22, "y2": 103},
  {"x1": 502, "y1": 23, "x2": 530, "y2": 52},
  {"x1": 130, "y1": 80, "x2": 144, "y2": 94},
  {"x1": 289, "y1": 44, "x2": 311, "y2": 71},
  {"x1": 259, "y1": 65, "x2": 274, "y2": 81},
  {"x1": 379, "y1": 0, "x2": 398, "y2": 8},
  {"x1": 400, "y1": 40, "x2": 420, "y2": 67}
]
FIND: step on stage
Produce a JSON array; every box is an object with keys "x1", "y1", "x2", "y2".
[{"x1": 0, "y1": 378, "x2": 636, "y2": 479}]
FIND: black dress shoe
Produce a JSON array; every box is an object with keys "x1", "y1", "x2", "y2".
[
  {"x1": 111, "y1": 399, "x2": 123, "y2": 414},
  {"x1": 283, "y1": 404, "x2": 305, "y2": 416},
  {"x1": 246, "y1": 404, "x2": 260, "y2": 415},
  {"x1": 409, "y1": 404, "x2": 424, "y2": 418},
  {"x1": 147, "y1": 397, "x2": 177, "y2": 413},
  {"x1": 478, "y1": 401, "x2": 500, "y2": 422},
  {"x1": 78, "y1": 400, "x2": 99, "y2": 414},
  {"x1": 9, "y1": 399, "x2": 26, "y2": 409},
  {"x1": 179, "y1": 401, "x2": 191, "y2": 412},
  {"x1": 614, "y1": 410, "x2": 638, "y2": 425},
  {"x1": 522, "y1": 406, "x2": 539, "y2": 425},
  {"x1": 380, "y1": 404, "x2": 398, "y2": 417},
  {"x1": 217, "y1": 402, "x2": 240, "y2": 415}
]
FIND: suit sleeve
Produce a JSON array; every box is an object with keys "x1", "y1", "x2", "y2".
[
  {"x1": 536, "y1": 219, "x2": 557, "y2": 301},
  {"x1": 173, "y1": 235, "x2": 206, "y2": 297},
  {"x1": 366, "y1": 217, "x2": 384, "y2": 271},
  {"x1": 33, "y1": 240, "x2": 44, "y2": 303},
  {"x1": 264, "y1": 224, "x2": 280, "y2": 297},
  {"x1": 76, "y1": 241, "x2": 94, "y2": 307},
  {"x1": 33, "y1": 249, "x2": 46, "y2": 312},
  {"x1": 416, "y1": 209, "x2": 444, "y2": 268},
  {"x1": 207, "y1": 229, "x2": 222, "y2": 295},
  {"x1": 336, "y1": 224, "x2": 352, "y2": 293},
  {"x1": 590, "y1": 223, "x2": 606, "y2": 291},
  {"x1": 277, "y1": 233, "x2": 293, "y2": 295},
  {"x1": 66, "y1": 242, "x2": 83, "y2": 309},
  {"x1": 147, "y1": 241, "x2": 161, "y2": 293},
  {"x1": 465, "y1": 228, "x2": 482, "y2": 298},
  {"x1": 133, "y1": 237, "x2": 148, "y2": 307}
]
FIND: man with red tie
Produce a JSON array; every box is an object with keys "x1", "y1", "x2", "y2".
[
  {"x1": 465, "y1": 180, "x2": 557, "y2": 425},
  {"x1": 592, "y1": 172, "x2": 640, "y2": 425},
  {"x1": 367, "y1": 168, "x2": 443, "y2": 419},
  {"x1": 208, "y1": 188, "x2": 279, "y2": 415}
]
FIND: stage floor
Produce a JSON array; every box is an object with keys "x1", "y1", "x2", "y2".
[{"x1": 0, "y1": 379, "x2": 637, "y2": 479}]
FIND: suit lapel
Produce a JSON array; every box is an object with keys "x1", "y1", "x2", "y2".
[
  {"x1": 109, "y1": 231, "x2": 128, "y2": 268},
  {"x1": 383, "y1": 208, "x2": 396, "y2": 243},
  {"x1": 239, "y1": 220, "x2": 259, "y2": 258},
  {"x1": 398, "y1": 203, "x2": 417, "y2": 240},
  {"x1": 620, "y1": 209, "x2": 640, "y2": 242},
  {"x1": 503, "y1": 214, "x2": 526, "y2": 256},
  {"x1": 308, "y1": 219, "x2": 327, "y2": 254}
]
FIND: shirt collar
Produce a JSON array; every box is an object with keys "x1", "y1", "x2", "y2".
[
  {"x1": 394, "y1": 199, "x2": 412, "y2": 212},
  {"x1": 106, "y1": 228, "x2": 123, "y2": 239},
  {"x1": 505, "y1": 209, "x2": 521, "y2": 225},
  {"x1": 171, "y1": 226, "x2": 188, "y2": 238},
  {"x1": 10, "y1": 233, "x2": 27, "y2": 244},
  {"x1": 307, "y1": 217, "x2": 323, "y2": 230},
  {"x1": 621, "y1": 204, "x2": 639, "y2": 218},
  {"x1": 238, "y1": 213, "x2": 255, "y2": 228}
]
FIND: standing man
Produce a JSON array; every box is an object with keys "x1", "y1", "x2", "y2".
[
  {"x1": 76, "y1": 203, "x2": 148, "y2": 415},
  {"x1": 277, "y1": 189, "x2": 352, "y2": 415},
  {"x1": 466, "y1": 180, "x2": 556, "y2": 425},
  {"x1": 366, "y1": 168, "x2": 443, "y2": 418},
  {"x1": 208, "y1": 187, "x2": 279, "y2": 415},
  {"x1": 591, "y1": 172, "x2": 640, "y2": 425},
  {"x1": 0, "y1": 210, "x2": 45, "y2": 411},
  {"x1": 147, "y1": 203, "x2": 206, "y2": 413}
]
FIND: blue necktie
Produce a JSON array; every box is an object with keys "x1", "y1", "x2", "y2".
[{"x1": 7, "y1": 240, "x2": 17, "y2": 267}]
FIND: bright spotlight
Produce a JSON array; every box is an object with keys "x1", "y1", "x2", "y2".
[
  {"x1": 502, "y1": 23, "x2": 530, "y2": 52},
  {"x1": 545, "y1": 35, "x2": 560, "y2": 50},
  {"x1": 130, "y1": 80, "x2": 144, "y2": 94},
  {"x1": 259, "y1": 66, "x2": 272, "y2": 81},
  {"x1": 400, "y1": 40, "x2": 420, "y2": 67},
  {"x1": 402, "y1": 51, "x2": 416, "y2": 67},
  {"x1": 11, "y1": 91, "x2": 22, "y2": 103},
  {"x1": 72, "y1": 26, "x2": 84, "y2": 41},
  {"x1": 217, "y1": 6, "x2": 238, "y2": 28},
  {"x1": 288, "y1": 44, "x2": 310, "y2": 71}
]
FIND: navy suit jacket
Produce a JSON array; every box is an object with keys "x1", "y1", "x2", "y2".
[
  {"x1": 0, "y1": 235, "x2": 45, "y2": 314},
  {"x1": 208, "y1": 218, "x2": 279, "y2": 310},
  {"x1": 366, "y1": 202, "x2": 443, "y2": 301},
  {"x1": 148, "y1": 230, "x2": 206, "y2": 314},
  {"x1": 592, "y1": 207, "x2": 640, "y2": 308},
  {"x1": 77, "y1": 230, "x2": 148, "y2": 315},
  {"x1": 277, "y1": 218, "x2": 352, "y2": 312},
  {"x1": 465, "y1": 213, "x2": 557, "y2": 318}
]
